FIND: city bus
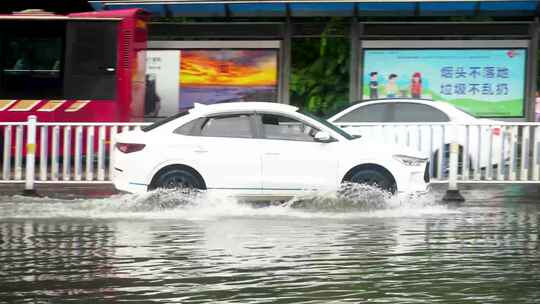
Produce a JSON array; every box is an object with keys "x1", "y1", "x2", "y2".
[{"x1": 0, "y1": 8, "x2": 149, "y2": 123}]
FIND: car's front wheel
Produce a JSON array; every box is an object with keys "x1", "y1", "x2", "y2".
[
  {"x1": 150, "y1": 167, "x2": 205, "y2": 191},
  {"x1": 346, "y1": 169, "x2": 397, "y2": 194}
]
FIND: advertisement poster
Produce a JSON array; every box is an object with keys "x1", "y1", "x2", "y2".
[
  {"x1": 146, "y1": 49, "x2": 278, "y2": 117},
  {"x1": 146, "y1": 50, "x2": 180, "y2": 117},
  {"x1": 179, "y1": 50, "x2": 278, "y2": 110},
  {"x1": 362, "y1": 49, "x2": 526, "y2": 117}
]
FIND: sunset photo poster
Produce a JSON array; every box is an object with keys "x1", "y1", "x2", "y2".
[{"x1": 179, "y1": 50, "x2": 278, "y2": 109}]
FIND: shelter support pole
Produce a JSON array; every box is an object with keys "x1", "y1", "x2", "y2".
[
  {"x1": 279, "y1": 18, "x2": 291, "y2": 104},
  {"x1": 527, "y1": 19, "x2": 539, "y2": 121},
  {"x1": 349, "y1": 18, "x2": 360, "y2": 103}
]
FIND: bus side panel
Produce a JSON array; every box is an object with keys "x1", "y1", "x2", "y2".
[
  {"x1": 132, "y1": 13, "x2": 148, "y2": 122},
  {"x1": 0, "y1": 100, "x2": 117, "y2": 123},
  {"x1": 64, "y1": 21, "x2": 119, "y2": 122},
  {"x1": 0, "y1": 99, "x2": 118, "y2": 161},
  {"x1": 117, "y1": 12, "x2": 148, "y2": 122},
  {"x1": 68, "y1": 8, "x2": 149, "y2": 122}
]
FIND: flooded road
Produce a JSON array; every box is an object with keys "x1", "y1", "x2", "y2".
[{"x1": 1, "y1": 187, "x2": 539, "y2": 303}]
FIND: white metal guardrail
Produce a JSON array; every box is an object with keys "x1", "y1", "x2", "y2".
[
  {"x1": 336, "y1": 122, "x2": 540, "y2": 183},
  {"x1": 3, "y1": 116, "x2": 540, "y2": 193},
  {"x1": 1, "y1": 116, "x2": 150, "y2": 190}
]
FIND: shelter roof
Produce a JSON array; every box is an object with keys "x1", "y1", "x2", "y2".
[{"x1": 88, "y1": 0, "x2": 540, "y2": 18}]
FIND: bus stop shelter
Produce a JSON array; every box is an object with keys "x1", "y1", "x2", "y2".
[{"x1": 88, "y1": 0, "x2": 540, "y2": 121}]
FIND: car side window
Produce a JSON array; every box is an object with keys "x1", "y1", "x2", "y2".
[
  {"x1": 173, "y1": 118, "x2": 203, "y2": 136},
  {"x1": 392, "y1": 103, "x2": 450, "y2": 122},
  {"x1": 261, "y1": 114, "x2": 319, "y2": 142},
  {"x1": 334, "y1": 104, "x2": 390, "y2": 122},
  {"x1": 200, "y1": 114, "x2": 253, "y2": 138}
]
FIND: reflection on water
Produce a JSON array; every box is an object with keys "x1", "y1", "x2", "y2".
[{"x1": 1, "y1": 187, "x2": 539, "y2": 303}]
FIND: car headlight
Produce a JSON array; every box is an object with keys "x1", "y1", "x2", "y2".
[{"x1": 393, "y1": 154, "x2": 427, "y2": 166}]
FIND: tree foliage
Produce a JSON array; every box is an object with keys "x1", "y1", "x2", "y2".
[{"x1": 290, "y1": 22, "x2": 350, "y2": 117}]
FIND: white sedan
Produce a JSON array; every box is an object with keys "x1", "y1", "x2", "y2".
[
  {"x1": 112, "y1": 102, "x2": 430, "y2": 199},
  {"x1": 328, "y1": 99, "x2": 509, "y2": 176}
]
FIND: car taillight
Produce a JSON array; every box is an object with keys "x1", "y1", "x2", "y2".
[
  {"x1": 116, "y1": 143, "x2": 145, "y2": 153},
  {"x1": 492, "y1": 127, "x2": 501, "y2": 136}
]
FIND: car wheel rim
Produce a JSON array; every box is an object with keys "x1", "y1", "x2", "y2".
[
  {"x1": 164, "y1": 175, "x2": 194, "y2": 190},
  {"x1": 352, "y1": 176, "x2": 381, "y2": 187}
]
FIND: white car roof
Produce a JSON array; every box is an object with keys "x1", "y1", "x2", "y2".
[
  {"x1": 329, "y1": 98, "x2": 475, "y2": 122},
  {"x1": 190, "y1": 102, "x2": 299, "y2": 116},
  {"x1": 348, "y1": 98, "x2": 453, "y2": 111}
]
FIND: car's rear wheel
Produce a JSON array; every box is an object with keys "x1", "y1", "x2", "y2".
[
  {"x1": 346, "y1": 169, "x2": 397, "y2": 194},
  {"x1": 151, "y1": 168, "x2": 205, "y2": 191}
]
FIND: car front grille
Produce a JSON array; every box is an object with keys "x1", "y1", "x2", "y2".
[{"x1": 424, "y1": 162, "x2": 430, "y2": 183}]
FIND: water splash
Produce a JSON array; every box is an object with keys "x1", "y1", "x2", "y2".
[
  {"x1": 0, "y1": 184, "x2": 456, "y2": 220},
  {"x1": 285, "y1": 183, "x2": 393, "y2": 212}
]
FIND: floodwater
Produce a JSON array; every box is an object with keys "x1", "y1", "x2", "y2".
[{"x1": 1, "y1": 185, "x2": 539, "y2": 303}]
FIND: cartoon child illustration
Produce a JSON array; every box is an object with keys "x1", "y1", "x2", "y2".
[
  {"x1": 385, "y1": 74, "x2": 398, "y2": 98},
  {"x1": 410, "y1": 72, "x2": 422, "y2": 99},
  {"x1": 369, "y1": 72, "x2": 378, "y2": 99}
]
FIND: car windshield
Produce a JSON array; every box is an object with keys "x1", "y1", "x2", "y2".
[
  {"x1": 141, "y1": 111, "x2": 189, "y2": 132},
  {"x1": 299, "y1": 110, "x2": 354, "y2": 140}
]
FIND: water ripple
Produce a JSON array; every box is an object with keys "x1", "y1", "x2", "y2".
[{"x1": 0, "y1": 187, "x2": 539, "y2": 303}]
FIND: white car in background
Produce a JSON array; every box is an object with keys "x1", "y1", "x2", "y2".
[
  {"x1": 112, "y1": 102, "x2": 430, "y2": 199},
  {"x1": 328, "y1": 99, "x2": 509, "y2": 176}
]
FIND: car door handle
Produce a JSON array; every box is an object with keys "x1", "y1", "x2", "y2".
[
  {"x1": 194, "y1": 147, "x2": 208, "y2": 153},
  {"x1": 265, "y1": 152, "x2": 280, "y2": 156}
]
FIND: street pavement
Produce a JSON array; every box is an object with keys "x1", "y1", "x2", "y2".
[{"x1": 1, "y1": 183, "x2": 540, "y2": 203}]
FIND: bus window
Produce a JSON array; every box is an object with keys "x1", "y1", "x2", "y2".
[
  {"x1": 64, "y1": 21, "x2": 118, "y2": 100},
  {"x1": 0, "y1": 21, "x2": 64, "y2": 99}
]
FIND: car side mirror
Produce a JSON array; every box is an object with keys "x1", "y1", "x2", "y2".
[{"x1": 314, "y1": 131, "x2": 333, "y2": 143}]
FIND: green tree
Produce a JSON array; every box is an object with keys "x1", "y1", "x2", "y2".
[{"x1": 290, "y1": 23, "x2": 350, "y2": 117}]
